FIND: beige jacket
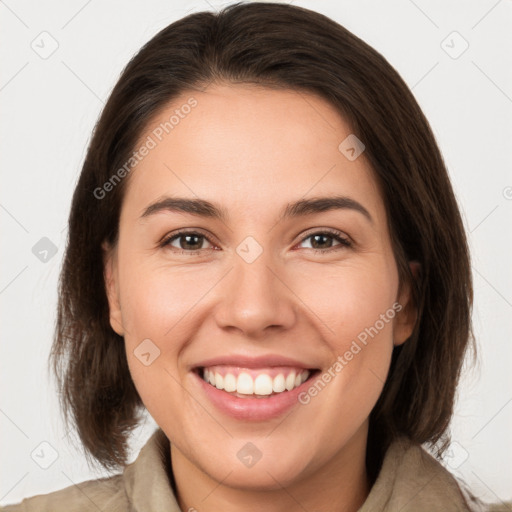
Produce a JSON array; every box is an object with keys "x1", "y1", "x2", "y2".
[{"x1": 0, "y1": 428, "x2": 505, "y2": 511}]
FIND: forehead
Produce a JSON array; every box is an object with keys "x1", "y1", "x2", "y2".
[{"x1": 121, "y1": 83, "x2": 384, "y2": 225}]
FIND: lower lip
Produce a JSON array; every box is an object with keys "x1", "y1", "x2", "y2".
[{"x1": 193, "y1": 371, "x2": 316, "y2": 421}]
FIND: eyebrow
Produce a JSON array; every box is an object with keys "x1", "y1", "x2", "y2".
[{"x1": 140, "y1": 195, "x2": 373, "y2": 224}]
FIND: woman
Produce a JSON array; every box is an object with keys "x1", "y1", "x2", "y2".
[{"x1": 2, "y1": 2, "x2": 505, "y2": 511}]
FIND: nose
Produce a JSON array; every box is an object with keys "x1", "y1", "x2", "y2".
[{"x1": 213, "y1": 248, "x2": 297, "y2": 339}]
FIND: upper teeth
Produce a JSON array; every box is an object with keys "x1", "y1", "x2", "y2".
[{"x1": 202, "y1": 368, "x2": 310, "y2": 396}]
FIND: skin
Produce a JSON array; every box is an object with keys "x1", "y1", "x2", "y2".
[{"x1": 104, "y1": 83, "x2": 417, "y2": 512}]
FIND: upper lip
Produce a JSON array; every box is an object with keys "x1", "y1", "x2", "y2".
[{"x1": 193, "y1": 354, "x2": 317, "y2": 370}]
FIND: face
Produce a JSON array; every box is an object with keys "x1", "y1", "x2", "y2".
[{"x1": 104, "y1": 83, "x2": 416, "y2": 490}]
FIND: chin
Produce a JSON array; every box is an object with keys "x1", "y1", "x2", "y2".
[
  {"x1": 207, "y1": 438, "x2": 314, "y2": 490},
  {"x1": 210, "y1": 459, "x2": 310, "y2": 492}
]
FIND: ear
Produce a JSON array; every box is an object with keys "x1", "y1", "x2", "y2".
[
  {"x1": 102, "y1": 241, "x2": 124, "y2": 337},
  {"x1": 393, "y1": 261, "x2": 420, "y2": 347}
]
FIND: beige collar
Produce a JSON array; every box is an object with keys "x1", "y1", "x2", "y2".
[
  {"x1": 124, "y1": 428, "x2": 483, "y2": 511},
  {"x1": 359, "y1": 435, "x2": 484, "y2": 511}
]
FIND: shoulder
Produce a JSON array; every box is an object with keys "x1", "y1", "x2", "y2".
[
  {"x1": 404, "y1": 442, "x2": 512, "y2": 512},
  {"x1": 362, "y1": 436, "x2": 491, "y2": 512},
  {"x1": 0, "y1": 427, "x2": 178, "y2": 512},
  {"x1": 0, "y1": 473, "x2": 127, "y2": 512},
  {"x1": 486, "y1": 505, "x2": 512, "y2": 512},
  {"x1": 402, "y1": 440, "x2": 475, "y2": 502}
]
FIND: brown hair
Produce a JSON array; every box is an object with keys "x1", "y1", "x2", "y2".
[{"x1": 50, "y1": 1, "x2": 474, "y2": 481}]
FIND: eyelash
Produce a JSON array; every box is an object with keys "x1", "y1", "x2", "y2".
[{"x1": 159, "y1": 228, "x2": 352, "y2": 255}]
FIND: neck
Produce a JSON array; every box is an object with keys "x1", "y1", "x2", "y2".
[{"x1": 170, "y1": 424, "x2": 371, "y2": 512}]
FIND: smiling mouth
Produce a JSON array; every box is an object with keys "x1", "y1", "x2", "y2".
[{"x1": 195, "y1": 366, "x2": 319, "y2": 398}]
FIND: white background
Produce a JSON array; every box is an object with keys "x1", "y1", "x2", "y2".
[{"x1": 1, "y1": 0, "x2": 511, "y2": 507}]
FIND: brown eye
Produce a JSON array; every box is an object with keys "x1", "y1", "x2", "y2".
[
  {"x1": 298, "y1": 230, "x2": 351, "y2": 252},
  {"x1": 161, "y1": 231, "x2": 215, "y2": 253}
]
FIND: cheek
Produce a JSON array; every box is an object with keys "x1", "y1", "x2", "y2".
[
  {"x1": 117, "y1": 257, "x2": 210, "y2": 344},
  {"x1": 118, "y1": 249, "x2": 399, "y2": 359},
  {"x1": 117, "y1": 267, "x2": 196, "y2": 433},
  {"x1": 297, "y1": 258, "x2": 399, "y2": 345},
  {"x1": 294, "y1": 259, "x2": 399, "y2": 407},
  {"x1": 116, "y1": 257, "x2": 230, "y2": 420}
]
